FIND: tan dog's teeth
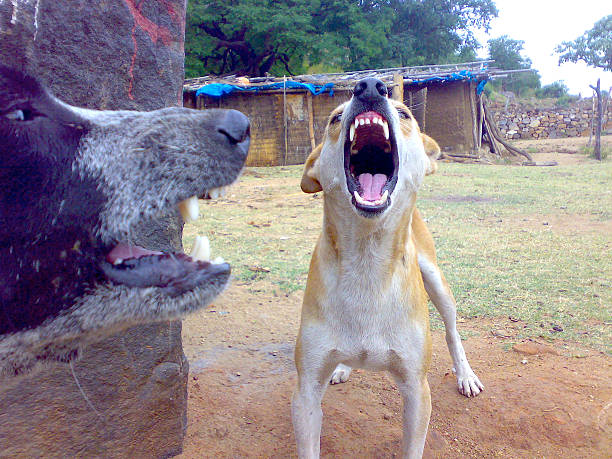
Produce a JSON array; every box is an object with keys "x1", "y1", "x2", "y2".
[
  {"x1": 190, "y1": 235, "x2": 210, "y2": 262},
  {"x1": 377, "y1": 190, "x2": 389, "y2": 205},
  {"x1": 354, "y1": 190, "x2": 364, "y2": 205},
  {"x1": 365, "y1": 118, "x2": 371, "y2": 125},
  {"x1": 353, "y1": 189, "x2": 388, "y2": 206},
  {"x1": 178, "y1": 195, "x2": 199, "y2": 223},
  {"x1": 382, "y1": 121, "x2": 389, "y2": 140},
  {"x1": 350, "y1": 124, "x2": 355, "y2": 142}
]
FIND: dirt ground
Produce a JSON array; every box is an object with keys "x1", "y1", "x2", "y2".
[{"x1": 179, "y1": 138, "x2": 612, "y2": 459}]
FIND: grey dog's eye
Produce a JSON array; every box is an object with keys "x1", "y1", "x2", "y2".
[
  {"x1": 3, "y1": 109, "x2": 37, "y2": 121},
  {"x1": 4, "y1": 109, "x2": 26, "y2": 121}
]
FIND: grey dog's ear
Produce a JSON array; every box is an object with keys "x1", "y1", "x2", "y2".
[{"x1": 300, "y1": 144, "x2": 323, "y2": 193}]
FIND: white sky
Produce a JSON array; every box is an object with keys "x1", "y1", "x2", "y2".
[{"x1": 473, "y1": 0, "x2": 612, "y2": 96}]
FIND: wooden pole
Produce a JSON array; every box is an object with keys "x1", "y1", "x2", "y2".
[
  {"x1": 283, "y1": 75, "x2": 288, "y2": 166},
  {"x1": 476, "y1": 93, "x2": 483, "y2": 150},
  {"x1": 589, "y1": 78, "x2": 602, "y2": 161},
  {"x1": 392, "y1": 72, "x2": 404, "y2": 102},
  {"x1": 482, "y1": 97, "x2": 533, "y2": 161},
  {"x1": 469, "y1": 82, "x2": 479, "y2": 153},
  {"x1": 588, "y1": 93, "x2": 595, "y2": 147},
  {"x1": 306, "y1": 91, "x2": 316, "y2": 151}
]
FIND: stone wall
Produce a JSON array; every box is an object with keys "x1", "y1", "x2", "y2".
[{"x1": 491, "y1": 99, "x2": 612, "y2": 140}]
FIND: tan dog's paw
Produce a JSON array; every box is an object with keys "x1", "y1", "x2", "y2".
[
  {"x1": 454, "y1": 367, "x2": 484, "y2": 397},
  {"x1": 330, "y1": 363, "x2": 352, "y2": 384}
]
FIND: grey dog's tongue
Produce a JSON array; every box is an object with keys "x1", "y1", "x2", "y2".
[{"x1": 358, "y1": 173, "x2": 387, "y2": 201}]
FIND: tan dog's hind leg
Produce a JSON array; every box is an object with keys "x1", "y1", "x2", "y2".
[
  {"x1": 329, "y1": 363, "x2": 351, "y2": 384},
  {"x1": 394, "y1": 373, "x2": 431, "y2": 459},
  {"x1": 292, "y1": 330, "x2": 339, "y2": 458},
  {"x1": 412, "y1": 209, "x2": 484, "y2": 397}
]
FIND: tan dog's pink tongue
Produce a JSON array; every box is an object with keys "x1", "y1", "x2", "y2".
[{"x1": 358, "y1": 173, "x2": 387, "y2": 201}]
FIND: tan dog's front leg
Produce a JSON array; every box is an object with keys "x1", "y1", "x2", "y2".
[
  {"x1": 411, "y1": 209, "x2": 483, "y2": 397},
  {"x1": 418, "y1": 255, "x2": 484, "y2": 397}
]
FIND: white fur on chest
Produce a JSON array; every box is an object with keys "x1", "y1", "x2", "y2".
[{"x1": 313, "y1": 238, "x2": 427, "y2": 371}]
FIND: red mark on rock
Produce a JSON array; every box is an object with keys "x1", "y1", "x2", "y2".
[
  {"x1": 124, "y1": 0, "x2": 173, "y2": 46},
  {"x1": 128, "y1": 23, "x2": 139, "y2": 100},
  {"x1": 124, "y1": 0, "x2": 184, "y2": 100}
]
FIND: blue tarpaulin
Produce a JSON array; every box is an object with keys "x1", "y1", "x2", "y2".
[
  {"x1": 196, "y1": 81, "x2": 335, "y2": 98},
  {"x1": 409, "y1": 69, "x2": 489, "y2": 95}
]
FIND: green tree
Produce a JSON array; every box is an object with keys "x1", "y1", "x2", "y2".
[
  {"x1": 536, "y1": 81, "x2": 569, "y2": 99},
  {"x1": 487, "y1": 35, "x2": 540, "y2": 96},
  {"x1": 185, "y1": 0, "x2": 315, "y2": 77},
  {"x1": 555, "y1": 15, "x2": 612, "y2": 71},
  {"x1": 185, "y1": 0, "x2": 498, "y2": 77},
  {"x1": 386, "y1": 0, "x2": 497, "y2": 67}
]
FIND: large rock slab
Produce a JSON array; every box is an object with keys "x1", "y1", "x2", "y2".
[{"x1": 0, "y1": 1, "x2": 190, "y2": 457}]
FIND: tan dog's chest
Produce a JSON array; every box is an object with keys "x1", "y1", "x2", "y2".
[{"x1": 302, "y1": 223, "x2": 431, "y2": 372}]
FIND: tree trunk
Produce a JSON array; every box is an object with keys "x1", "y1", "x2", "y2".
[{"x1": 589, "y1": 79, "x2": 602, "y2": 161}]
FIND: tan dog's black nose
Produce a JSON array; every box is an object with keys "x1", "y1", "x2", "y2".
[{"x1": 353, "y1": 77, "x2": 388, "y2": 102}]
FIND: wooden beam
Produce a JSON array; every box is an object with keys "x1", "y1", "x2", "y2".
[
  {"x1": 392, "y1": 73, "x2": 404, "y2": 102},
  {"x1": 306, "y1": 92, "x2": 316, "y2": 151},
  {"x1": 468, "y1": 82, "x2": 479, "y2": 153}
]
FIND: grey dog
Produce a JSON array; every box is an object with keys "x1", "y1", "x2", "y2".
[{"x1": 0, "y1": 65, "x2": 250, "y2": 379}]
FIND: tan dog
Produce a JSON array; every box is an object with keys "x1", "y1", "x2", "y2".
[{"x1": 292, "y1": 78, "x2": 482, "y2": 458}]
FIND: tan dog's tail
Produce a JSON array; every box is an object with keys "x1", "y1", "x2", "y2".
[{"x1": 421, "y1": 133, "x2": 440, "y2": 176}]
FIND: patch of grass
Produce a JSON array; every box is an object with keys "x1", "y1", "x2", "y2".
[
  {"x1": 420, "y1": 161, "x2": 612, "y2": 352},
  {"x1": 581, "y1": 144, "x2": 610, "y2": 160},
  {"x1": 184, "y1": 161, "x2": 612, "y2": 353}
]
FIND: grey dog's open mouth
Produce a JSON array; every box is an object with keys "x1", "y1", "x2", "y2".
[
  {"x1": 344, "y1": 111, "x2": 399, "y2": 215},
  {"x1": 101, "y1": 189, "x2": 230, "y2": 297}
]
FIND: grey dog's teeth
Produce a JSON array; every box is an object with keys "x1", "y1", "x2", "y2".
[
  {"x1": 190, "y1": 235, "x2": 210, "y2": 262},
  {"x1": 178, "y1": 195, "x2": 199, "y2": 223},
  {"x1": 190, "y1": 235, "x2": 225, "y2": 265},
  {"x1": 207, "y1": 186, "x2": 227, "y2": 199}
]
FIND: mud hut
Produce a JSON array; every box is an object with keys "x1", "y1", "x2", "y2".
[{"x1": 183, "y1": 61, "x2": 525, "y2": 166}]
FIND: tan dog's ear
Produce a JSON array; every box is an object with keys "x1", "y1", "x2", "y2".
[
  {"x1": 421, "y1": 133, "x2": 440, "y2": 176},
  {"x1": 300, "y1": 144, "x2": 323, "y2": 193}
]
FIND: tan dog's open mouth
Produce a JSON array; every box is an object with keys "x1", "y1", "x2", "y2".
[{"x1": 344, "y1": 110, "x2": 398, "y2": 216}]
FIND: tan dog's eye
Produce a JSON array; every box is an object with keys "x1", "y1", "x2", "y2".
[
  {"x1": 398, "y1": 110, "x2": 410, "y2": 120},
  {"x1": 330, "y1": 113, "x2": 342, "y2": 124}
]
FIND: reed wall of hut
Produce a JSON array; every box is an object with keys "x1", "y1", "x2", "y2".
[
  {"x1": 416, "y1": 80, "x2": 475, "y2": 153},
  {"x1": 184, "y1": 89, "x2": 352, "y2": 167}
]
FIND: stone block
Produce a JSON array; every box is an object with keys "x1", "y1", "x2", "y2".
[{"x1": 0, "y1": 1, "x2": 191, "y2": 458}]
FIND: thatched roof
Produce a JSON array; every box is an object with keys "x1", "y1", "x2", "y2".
[{"x1": 183, "y1": 60, "x2": 527, "y2": 96}]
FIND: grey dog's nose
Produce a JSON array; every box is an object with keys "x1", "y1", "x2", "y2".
[
  {"x1": 353, "y1": 77, "x2": 388, "y2": 102},
  {"x1": 218, "y1": 109, "x2": 250, "y2": 144}
]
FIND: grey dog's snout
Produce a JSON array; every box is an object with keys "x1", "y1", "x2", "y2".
[
  {"x1": 353, "y1": 77, "x2": 388, "y2": 102},
  {"x1": 218, "y1": 109, "x2": 250, "y2": 144}
]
